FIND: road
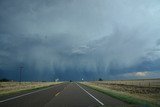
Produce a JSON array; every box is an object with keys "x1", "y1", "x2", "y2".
[{"x1": 0, "y1": 82, "x2": 139, "y2": 107}]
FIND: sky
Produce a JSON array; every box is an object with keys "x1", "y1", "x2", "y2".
[{"x1": 0, "y1": 0, "x2": 160, "y2": 81}]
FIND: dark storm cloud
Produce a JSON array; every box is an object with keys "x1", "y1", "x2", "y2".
[{"x1": 0, "y1": 0, "x2": 160, "y2": 81}]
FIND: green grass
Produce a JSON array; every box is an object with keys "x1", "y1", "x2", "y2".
[
  {"x1": 0, "y1": 85, "x2": 52, "y2": 97},
  {"x1": 82, "y1": 83, "x2": 159, "y2": 107},
  {"x1": 0, "y1": 82, "x2": 62, "y2": 96}
]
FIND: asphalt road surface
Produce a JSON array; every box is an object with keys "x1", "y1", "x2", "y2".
[{"x1": 0, "y1": 82, "x2": 140, "y2": 107}]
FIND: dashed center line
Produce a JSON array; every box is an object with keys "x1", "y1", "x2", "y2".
[
  {"x1": 54, "y1": 84, "x2": 68, "y2": 97},
  {"x1": 55, "y1": 92, "x2": 60, "y2": 96}
]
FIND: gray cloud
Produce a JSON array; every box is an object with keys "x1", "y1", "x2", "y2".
[{"x1": 0, "y1": 0, "x2": 160, "y2": 80}]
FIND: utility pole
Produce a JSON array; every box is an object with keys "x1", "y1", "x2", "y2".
[{"x1": 19, "y1": 66, "x2": 24, "y2": 83}]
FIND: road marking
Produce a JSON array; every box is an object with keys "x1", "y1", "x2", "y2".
[
  {"x1": 0, "y1": 86, "x2": 55, "y2": 103},
  {"x1": 55, "y1": 92, "x2": 60, "y2": 96},
  {"x1": 75, "y1": 83, "x2": 104, "y2": 106}
]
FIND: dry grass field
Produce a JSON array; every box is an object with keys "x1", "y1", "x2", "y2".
[
  {"x1": 82, "y1": 79, "x2": 160, "y2": 107},
  {"x1": 96, "y1": 79, "x2": 160, "y2": 87},
  {"x1": 0, "y1": 82, "x2": 61, "y2": 96}
]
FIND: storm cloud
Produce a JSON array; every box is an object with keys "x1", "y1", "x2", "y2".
[{"x1": 0, "y1": 0, "x2": 160, "y2": 81}]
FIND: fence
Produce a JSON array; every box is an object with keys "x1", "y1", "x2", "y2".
[{"x1": 95, "y1": 79, "x2": 160, "y2": 87}]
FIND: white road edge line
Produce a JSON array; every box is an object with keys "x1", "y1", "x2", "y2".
[
  {"x1": 75, "y1": 82, "x2": 104, "y2": 106},
  {"x1": 0, "y1": 85, "x2": 55, "y2": 103}
]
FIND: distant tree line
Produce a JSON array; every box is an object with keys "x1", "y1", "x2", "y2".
[{"x1": 0, "y1": 78, "x2": 11, "y2": 82}]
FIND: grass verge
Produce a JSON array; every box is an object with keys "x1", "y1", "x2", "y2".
[
  {"x1": 0, "y1": 82, "x2": 62, "y2": 96},
  {"x1": 82, "y1": 83, "x2": 159, "y2": 107}
]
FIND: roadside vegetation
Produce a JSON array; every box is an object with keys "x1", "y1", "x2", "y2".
[
  {"x1": 0, "y1": 82, "x2": 61, "y2": 96},
  {"x1": 82, "y1": 79, "x2": 160, "y2": 107}
]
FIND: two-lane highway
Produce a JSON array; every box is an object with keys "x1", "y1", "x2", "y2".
[{"x1": 0, "y1": 82, "x2": 139, "y2": 107}]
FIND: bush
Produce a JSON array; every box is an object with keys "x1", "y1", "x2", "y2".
[{"x1": 98, "y1": 78, "x2": 103, "y2": 81}]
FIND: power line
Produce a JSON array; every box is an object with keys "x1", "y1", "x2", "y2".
[{"x1": 19, "y1": 66, "x2": 24, "y2": 83}]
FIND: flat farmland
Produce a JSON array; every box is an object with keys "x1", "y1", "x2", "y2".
[
  {"x1": 82, "y1": 78, "x2": 160, "y2": 107},
  {"x1": 96, "y1": 78, "x2": 160, "y2": 87}
]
